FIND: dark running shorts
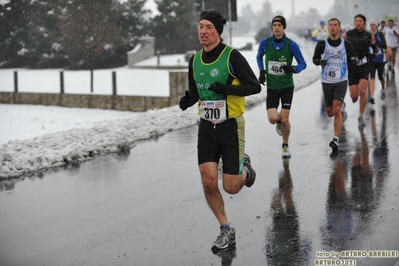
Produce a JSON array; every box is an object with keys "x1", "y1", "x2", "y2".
[
  {"x1": 322, "y1": 80, "x2": 348, "y2": 107},
  {"x1": 197, "y1": 116, "x2": 245, "y2": 175},
  {"x1": 266, "y1": 87, "x2": 294, "y2": 110},
  {"x1": 348, "y1": 64, "x2": 369, "y2": 86},
  {"x1": 369, "y1": 61, "x2": 386, "y2": 80}
]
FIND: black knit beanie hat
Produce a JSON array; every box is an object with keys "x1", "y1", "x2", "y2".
[
  {"x1": 271, "y1": 15, "x2": 286, "y2": 29},
  {"x1": 199, "y1": 9, "x2": 227, "y2": 35}
]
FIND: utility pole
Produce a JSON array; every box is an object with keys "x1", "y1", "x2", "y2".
[
  {"x1": 291, "y1": 0, "x2": 295, "y2": 26},
  {"x1": 228, "y1": 0, "x2": 233, "y2": 46}
]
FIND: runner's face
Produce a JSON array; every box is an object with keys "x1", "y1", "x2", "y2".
[
  {"x1": 328, "y1": 20, "x2": 341, "y2": 37},
  {"x1": 388, "y1": 21, "x2": 394, "y2": 28},
  {"x1": 272, "y1": 22, "x2": 284, "y2": 38},
  {"x1": 370, "y1": 23, "x2": 378, "y2": 32},
  {"x1": 198, "y1": 20, "x2": 220, "y2": 51},
  {"x1": 354, "y1": 17, "x2": 365, "y2": 30}
]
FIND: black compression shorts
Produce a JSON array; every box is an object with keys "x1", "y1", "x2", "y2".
[
  {"x1": 322, "y1": 80, "x2": 348, "y2": 107},
  {"x1": 197, "y1": 116, "x2": 245, "y2": 175},
  {"x1": 348, "y1": 64, "x2": 369, "y2": 86},
  {"x1": 266, "y1": 87, "x2": 294, "y2": 110}
]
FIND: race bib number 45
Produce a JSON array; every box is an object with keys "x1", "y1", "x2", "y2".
[
  {"x1": 324, "y1": 66, "x2": 341, "y2": 82},
  {"x1": 199, "y1": 100, "x2": 227, "y2": 124}
]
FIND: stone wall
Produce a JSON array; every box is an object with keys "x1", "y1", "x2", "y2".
[{"x1": 0, "y1": 71, "x2": 188, "y2": 112}]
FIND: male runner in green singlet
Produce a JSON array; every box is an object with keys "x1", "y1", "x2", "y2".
[{"x1": 179, "y1": 9, "x2": 261, "y2": 250}]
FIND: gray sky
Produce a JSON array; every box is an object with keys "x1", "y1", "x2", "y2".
[
  {"x1": 237, "y1": 0, "x2": 333, "y2": 16},
  {"x1": 142, "y1": 0, "x2": 334, "y2": 17},
  {"x1": 0, "y1": 0, "x2": 334, "y2": 18}
]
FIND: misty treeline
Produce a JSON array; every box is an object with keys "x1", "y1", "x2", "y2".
[{"x1": 0, "y1": 0, "x2": 199, "y2": 69}]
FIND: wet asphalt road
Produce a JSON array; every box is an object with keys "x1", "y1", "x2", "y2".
[{"x1": 1, "y1": 75, "x2": 399, "y2": 266}]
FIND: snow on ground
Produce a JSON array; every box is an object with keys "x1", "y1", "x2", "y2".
[
  {"x1": 0, "y1": 68, "x2": 171, "y2": 96},
  {"x1": 0, "y1": 105, "x2": 140, "y2": 145},
  {"x1": 0, "y1": 34, "x2": 320, "y2": 179}
]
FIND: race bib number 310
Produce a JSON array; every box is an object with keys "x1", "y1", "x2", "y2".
[{"x1": 199, "y1": 100, "x2": 227, "y2": 124}]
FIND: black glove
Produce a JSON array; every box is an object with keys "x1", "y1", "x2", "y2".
[
  {"x1": 179, "y1": 91, "x2": 191, "y2": 111},
  {"x1": 368, "y1": 53, "x2": 376, "y2": 60},
  {"x1": 209, "y1": 82, "x2": 226, "y2": 94},
  {"x1": 320, "y1": 59, "x2": 327, "y2": 67},
  {"x1": 281, "y1": 64, "x2": 296, "y2": 74},
  {"x1": 350, "y1": 57, "x2": 358, "y2": 66},
  {"x1": 258, "y1": 69, "x2": 266, "y2": 85}
]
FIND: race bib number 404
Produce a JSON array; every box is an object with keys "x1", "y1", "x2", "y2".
[
  {"x1": 268, "y1": 61, "x2": 285, "y2": 75},
  {"x1": 199, "y1": 100, "x2": 227, "y2": 124}
]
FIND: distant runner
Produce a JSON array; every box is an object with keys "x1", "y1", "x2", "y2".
[
  {"x1": 312, "y1": 20, "x2": 329, "y2": 42},
  {"x1": 368, "y1": 19, "x2": 387, "y2": 101},
  {"x1": 382, "y1": 19, "x2": 399, "y2": 74}
]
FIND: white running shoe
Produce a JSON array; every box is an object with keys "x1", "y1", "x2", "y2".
[
  {"x1": 329, "y1": 137, "x2": 339, "y2": 154},
  {"x1": 358, "y1": 115, "x2": 366, "y2": 128},
  {"x1": 276, "y1": 112, "x2": 282, "y2": 136},
  {"x1": 213, "y1": 226, "x2": 236, "y2": 249},
  {"x1": 282, "y1": 146, "x2": 291, "y2": 158}
]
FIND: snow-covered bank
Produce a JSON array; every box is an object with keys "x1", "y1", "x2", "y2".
[
  {"x1": 0, "y1": 68, "x2": 171, "y2": 97},
  {"x1": 0, "y1": 35, "x2": 320, "y2": 179}
]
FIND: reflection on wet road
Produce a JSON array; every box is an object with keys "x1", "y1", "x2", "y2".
[
  {"x1": 1, "y1": 76, "x2": 399, "y2": 266},
  {"x1": 265, "y1": 159, "x2": 312, "y2": 266},
  {"x1": 317, "y1": 75, "x2": 398, "y2": 266},
  {"x1": 212, "y1": 245, "x2": 237, "y2": 266},
  {"x1": 320, "y1": 106, "x2": 389, "y2": 253}
]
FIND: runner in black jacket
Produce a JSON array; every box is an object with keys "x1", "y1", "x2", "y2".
[{"x1": 342, "y1": 14, "x2": 378, "y2": 128}]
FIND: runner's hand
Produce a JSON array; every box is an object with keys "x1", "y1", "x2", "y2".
[
  {"x1": 350, "y1": 57, "x2": 358, "y2": 66},
  {"x1": 320, "y1": 59, "x2": 327, "y2": 66},
  {"x1": 281, "y1": 64, "x2": 296, "y2": 74},
  {"x1": 179, "y1": 91, "x2": 191, "y2": 111},
  {"x1": 209, "y1": 82, "x2": 226, "y2": 94},
  {"x1": 258, "y1": 70, "x2": 266, "y2": 85}
]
